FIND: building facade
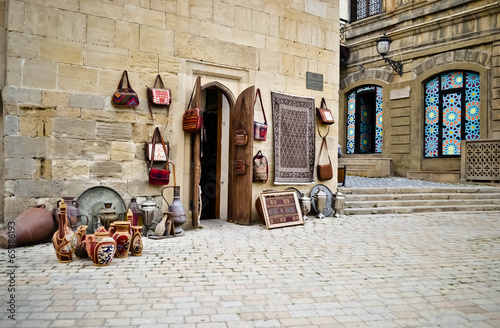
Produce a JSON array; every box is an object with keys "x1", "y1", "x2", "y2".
[
  {"x1": 339, "y1": 0, "x2": 500, "y2": 182},
  {"x1": 0, "y1": 0, "x2": 340, "y2": 226}
]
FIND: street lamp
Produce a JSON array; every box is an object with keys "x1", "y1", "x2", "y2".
[{"x1": 376, "y1": 34, "x2": 403, "y2": 76}]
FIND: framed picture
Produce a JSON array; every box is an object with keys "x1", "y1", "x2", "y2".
[{"x1": 259, "y1": 191, "x2": 304, "y2": 230}]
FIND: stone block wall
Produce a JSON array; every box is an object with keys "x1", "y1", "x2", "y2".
[{"x1": 1, "y1": 0, "x2": 339, "y2": 223}]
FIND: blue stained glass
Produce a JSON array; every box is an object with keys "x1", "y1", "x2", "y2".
[
  {"x1": 441, "y1": 71, "x2": 463, "y2": 90},
  {"x1": 441, "y1": 92, "x2": 461, "y2": 156},
  {"x1": 465, "y1": 72, "x2": 480, "y2": 141},
  {"x1": 424, "y1": 77, "x2": 440, "y2": 158},
  {"x1": 375, "y1": 87, "x2": 383, "y2": 153},
  {"x1": 359, "y1": 97, "x2": 372, "y2": 153},
  {"x1": 347, "y1": 92, "x2": 356, "y2": 154},
  {"x1": 357, "y1": 86, "x2": 375, "y2": 93}
]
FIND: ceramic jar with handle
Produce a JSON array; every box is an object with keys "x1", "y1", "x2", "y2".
[
  {"x1": 86, "y1": 231, "x2": 116, "y2": 266},
  {"x1": 52, "y1": 200, "x2": 74, "y2": 263},
  {"x1": 109, "y1": 221, "x2": 131, "y2": 258},
  {"x1": 130, "y1": 225, "x2": 143, "y2": 256}
]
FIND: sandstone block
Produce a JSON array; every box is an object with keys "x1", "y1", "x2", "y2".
[
  {"x1": 48, "y1": 138, "x2": 82, "y2": 158},
  {"x1": 234, "y1": 6, "x2": 252, "y2": 32},
  {"x1": 4, "y1": 115, "x2": 19, "y2": 136},
  {"x1": 23, "y1": 60, "x2": 57, "y2": 90},
  {"x1": 115, "y1": 21, "x2": 140, "y2": 51},
  {"x1": 53, "y1": 118, "x2": 97, "y2": 139},
  {"x1": 279, "y1": 53, "x2": 295, "y2": 76},
  {"x1": 7, "y1": 32, "x2": 40, "y2": 60},
  {"x1": 83, "y1": 48, "x2": 129, "y2": 71},
  {"x1": 80, "y1": 0, "x2": 124, "y2": 20},
  {"x1": 15, "y1": 180, "x2": 63, "y2": 198},
  {"x1": 41, "y1": 91, "x2": 70, "y2": 107},
  {"x1": 40, "y1": 38, "x2": 83, "y2": 65},
  {"x1": 111, "y1": 142, "x2": 136, "y2": 161},
  {"x1": 70, "y1": 93, "x2": 105, "y2": 110},
  {"x1": 20, "y1": 117, "x2": 51, "y2": 137},
  {"x1": 232, "y1": 29, "x2": 266, "y2": 49},
  {"x1": 306, "y1": 0, "x2": 326, "y2": 18},
  {"x1": 4, "y1": 136, "x2": 47, "y2": 158},
  {"x1": 91, "y1": 161, "x2": 122, "y2": 179},
  {"x1": 58, "y1": 64, "x2": 98, "y2": 93},
  {"x1": 259, "y1": 50, "x2": 280, "y2": 73},
  {"x1": 200, "y1": 22, "x2": 232, "y2": 43},
  {"x1": 129, "y1": 51, "x2": 162, "y2": 74},
  {"x1": 150, "y1": 0, "x2": 177, "y2": 14},
  {"x1": 252, "y1": 11, "x2": 270, "y2": 35},
  {"x1": 214, "y1": 0, "x2": 235, "y2": 28},
  {"x1": 4, "y1": 158, "x2": 36, "y2": 180},
  {"x1": 127, "y1": 180, "x2": 163, "y2": 197},
  {"x1": 82, "y1": 141, "x2": 111, "y2": 160},
  {"x1": 87, "y1": 16, "x2": 115, "y2": 47},
  {"x1": 123, "y1": 161, "x2": 148, "y2": 180},
  {"x1": 61, "y1": 180, "x2": 100, "y2": 200},
  {"x1": 52, "y1": 159, "x2": 91, "y2": 180},
  {"x1": 81, "y1": 108, "x2": 117, "y2": 122},
  {"x1": 3, "y1": 198, "x2": 40, "y2": 222},
  {"x1": 5, "y1": 57, "x2": 23, "y2": 86},
  {"x1": 22, "y1": 0, "x2": 79, "y2": 11},
  {"x1": 35, "y1": 158, "x2": 52, "y2": 180},
  {"x1": 124, "y1": 4, "x2": 165, "y2": 28},
  {"x1": 6, "y1": 0, "x2": 25, "y2": 33},
  {"x1": 2, "y1": 86, "x2": 42, "y2": 104},
  {"x1": 190, "y1": 2, "x2": 213, "y2": 21},
  {"x1": 96, "y1": 122, "x2": 133, "y2": 141}
]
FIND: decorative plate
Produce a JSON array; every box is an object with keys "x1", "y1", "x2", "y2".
[
  {"x1": 310, "y1": 184, "x2": 334, "y2": 217},
  {"x1": 77, "y1": 186, "x2": 127, "y2": 233}
]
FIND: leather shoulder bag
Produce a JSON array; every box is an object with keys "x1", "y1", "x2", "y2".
[
  {"x1": 183, "y1": 83, "x2": 203, "y2": 133},
  {"x1": 253, "y1": 89, "x2": 268, "y2": 141},
  {"x1": 317, "y1": 136, "x2": 333, "y2": 181},
  {"x1": 148, "y1": 127, "x2": 173, "y2": 185},
  {"x1": 316, "y1": 98, "x2": 335, "y2": 125},
  {"x1": 112, "y1": 70, "x2": 140, "y2": 108}
]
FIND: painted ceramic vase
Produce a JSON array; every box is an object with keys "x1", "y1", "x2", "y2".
[
  {"x1": 130, "y1": 225, "x2": 143, "y2": 256},
  {"x1": 52, "y1": 200, "x2": 74, "y2": 263},
  {"x1": 86, "y1": 231, "x2": 116, "y2": 266},
  {"x1": 72, "y1": 224, "x2": 88, "y2": 258},
  {"x1": 109, "y1": 221, "x2": 131, "y2": 258}
]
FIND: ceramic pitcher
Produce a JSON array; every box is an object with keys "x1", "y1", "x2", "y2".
[
  {"x1": 86, "y1": 231, "x2": 116, "y2": 266},
  {"x1": 109, "y1": 221, "x2": 131, "y2": 258}
]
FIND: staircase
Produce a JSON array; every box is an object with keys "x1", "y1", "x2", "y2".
[{"x1": 340, "y1": 186, "x2": 500, "y2": 215}]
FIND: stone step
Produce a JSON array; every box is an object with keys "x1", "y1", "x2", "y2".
[
  {"x1": 340, "y1": 186, "x2": 500, "y2": 195},
  {"x1": 344, "y1": 205, "x2": 500, "y2": 215},
  {"x1": 346, "y1": 192, "x2": 500, "y2": 202},
  {"x1": 347, "y1": 198, "x2": 500, "y2": 209}
]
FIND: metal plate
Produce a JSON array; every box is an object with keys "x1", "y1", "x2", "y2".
[
  {"x1": 310, "y1": 184, "x2": 334, "y2": 217},
  {"x1": 285, "y1": 187, "x2": 303, "y2": 200},
  {"x1": 77, "y1": 186, "x2": 126, "y2": 233}
]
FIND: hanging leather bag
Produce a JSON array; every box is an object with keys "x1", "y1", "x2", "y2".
[
  {"x1": 112, "y1": 70, "x2": 140, "y2": 107},
  {"x1": 253, "y1": 89, "x2": 268, "y2": 141},
  {"x1": 148, "y1": 127, "x2": 173, "y2": 185},
  {"x1": 253, "y1": 150, "x2": 268, "y2": 183},
  {"x1": 147, "y1": 74, "x2": 171, "y2": 106},
  {"x1": 317, "y1": 137, "x2": 333, "y2": 180},
  {"x1": 234, "y1": 103, "x2": 248, "y2": 146},
  {"x1": 145, "y1": 127, "x2": 169, "y2": 162},
  {"x1": 316, "y1": 98, "x2": 335, "y2": 125},
  {"x1": 183, "y1": 83, "x2": 203, "y2": 133},
  {"x1": 233, "y1": 159, "x2": 246, "y2": 176}
]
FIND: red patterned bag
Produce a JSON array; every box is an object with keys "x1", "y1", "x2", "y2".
[
  {"x1": 147, "y1": 74, "x2": 171, "y2": 106},
  {"x1": 112, "y1": 71, "x2": 140, "y2": 108}
]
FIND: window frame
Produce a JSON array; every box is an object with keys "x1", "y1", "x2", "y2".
[{"x1": 350, "y1": 0, "x2": 382, "y2": 23}]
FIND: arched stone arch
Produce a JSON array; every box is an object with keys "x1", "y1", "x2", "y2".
[
  {"x1": 340, "y1": 68, "x2": 393, "y2": 91},
  {"x1": 201, "y1": 81, "x2": 236, "y2": 108}
]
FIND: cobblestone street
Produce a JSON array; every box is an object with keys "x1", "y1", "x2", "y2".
[{"x1": 1, "y1": 210, "x2": 500, "y2": 328}]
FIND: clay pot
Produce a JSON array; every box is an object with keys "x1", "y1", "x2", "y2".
[
  {"x1": 72, "y1": 224, "x2": 88, "y2": 258},
  {"x1": 130, "y1": 225, "x2": 143, "y2": 256},
  {"x1": 52, "y1": 201, "x2": 74, "y2": 263},
  {"x1": 0, "y1": 205, "x2": 57, "y2": 249},
  {"x1": 86, "y1": 231, "x2": 116, "y2": 266},
  {"x1": 109, "y1": 221, "x2": 131, "y2": 258}
]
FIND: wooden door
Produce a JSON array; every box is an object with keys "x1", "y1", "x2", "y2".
[
  {"x1": 191, "y1": 77, "x2": 202, "y2": 228},
  {"x1": 227, "y1": 86, "x2": 254, "y2": 225}
]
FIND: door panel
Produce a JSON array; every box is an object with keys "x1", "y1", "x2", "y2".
[
  {"x1": 191, "y1": 77, "x2": 202, "y2": 228},
  {"x1": 228, "y1": 86, "x2": 254, "y2": 225}
]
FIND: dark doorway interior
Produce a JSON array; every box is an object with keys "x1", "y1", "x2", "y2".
[{"x1": 200, "y1": 88, "x2": 220, "y2": 220}]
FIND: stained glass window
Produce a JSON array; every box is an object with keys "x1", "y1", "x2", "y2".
[
  {"x1": 346, "y1": 85, "x2": 383, "y2": 154},
  {"x1": 424, "y1": 71, "x2": 480, "y2": 158}
]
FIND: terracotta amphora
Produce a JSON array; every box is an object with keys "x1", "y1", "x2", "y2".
[
  {"x1": 86, "y1": 231, "x2": 116, "y2": 266},
  {"x1": 130, "y1": 226, "x2": 143, "y2": 256},
  {"x1": 109, "y1": 221, "x2": 131, "y2": 258}
]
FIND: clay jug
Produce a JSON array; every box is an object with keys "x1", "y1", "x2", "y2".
[
  {"x1": 110, "y1": 221, "x2": 131, "y2": 258},
  {"x1": 57, "y1": 197, "x2": 80, "y2": 230},
  {"x1": 52, "y1": 200, "x2": 74, "y2": 263},
  {"x1": 72, "y1": 222, "x2": 88, "y2": 259},
  {"x1": 130, "y1": 225, "x2": 143, "y2": 256},
  {"x1": 86, "y1": 231, "x2": 116, "y2": 266},
  {"x1": 0, "y1": 205, "x2": 56, "y2": 249}
]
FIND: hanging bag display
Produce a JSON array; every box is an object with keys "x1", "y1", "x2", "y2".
[
  {"x1": 147, "y1": 74, "x2": 171, "y2": 106},
  {"x1": 253, "y1": 89, "x2": 268, "y2": 141},
  {"x1": 233, "y1": 159, "x2": 246, "y2": 176},
  {"x1": 112, "y1": 70, "x2": 140, "y2": 108},
  {"x1": 317, "y1": 137, "x2": 333, "y2": 180},
  {"x1": 316, "y1": 98, "x2": 335, "y2": 125},
  {"x1": 234, "y1": 102, "x2": 248, "y2": 146},
  {"x1": 183, "y1": 82, "x2": 203, "y2": 133},
  {"x1": 253, "y1": 150, "x2": 268, "y2": 183},
  {"x1": 148, "y1": 127, "x2": 173, "y2": 185},
  {"x1": 145, "y1": 127, "x2": 169, "y2": 162}
]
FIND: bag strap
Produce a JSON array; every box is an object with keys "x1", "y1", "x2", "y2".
[
  {"x1": 118, "y1": 71, "x2": 132, "y2": 89},
  {"x1": 254, "y1": 150, "x2": 263, "y2": 159},
  {"x1": 186, "y1": 81, "x2": 197, "y2": 111},
  {"x1": 150, "y1": 127, "x2": 169, "y2": 168},
  {"x1": 254, "y1": 89, "x2": 267, "y2": 124},
  {"x1": 317, "y1": 123, "x2": 330, "y2": 138},
  {"x1": 320, "y1": 97, "x2": 328, "y2": 109},
  {"x1": 166, "y1": 161, "x2": 176, "y2": 186},
  {"x1": 318, "y1": 137, "x2": 332, "y2": 165},
  {"x1": 153, "y1": 74, "x2": 165, "y2": 89}
]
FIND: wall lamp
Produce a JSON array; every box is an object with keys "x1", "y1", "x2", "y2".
[{"x1": 376, "y1": 34, "x2": 403, "y2": 76}]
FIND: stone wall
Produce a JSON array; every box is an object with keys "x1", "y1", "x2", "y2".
[
  {"x1": 1, "y1": 0, "x2": 339, "y2": 223},
  {"x1": 339, "y1": 0, "x2": 499, "y2": 178}
]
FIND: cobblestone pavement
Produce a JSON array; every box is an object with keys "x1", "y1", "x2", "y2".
[{"x1": 1, "y1": 211, "x2": 500, "y2": 328}]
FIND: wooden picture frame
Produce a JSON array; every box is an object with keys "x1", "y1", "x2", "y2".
[{"x1": 259, "y1": 191, "x2": 304, "y2": 230}]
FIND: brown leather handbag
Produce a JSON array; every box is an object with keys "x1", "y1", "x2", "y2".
[
  {"x1": 316, "y1": 98, "x2": 335, "y2": 125},
  {"x1": 234, "y1": 159, "x2": 246, "y2": 176},
  {"x1": 317, "y1": 137, "x2": 333, "y2": 180},
  {"x1": 183, "y1": 82, "x2": 202, "y2": 133}
]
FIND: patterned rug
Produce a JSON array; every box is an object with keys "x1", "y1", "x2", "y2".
[{"x1": 271, "y1": 92, "x2": 315, "y2": 184}]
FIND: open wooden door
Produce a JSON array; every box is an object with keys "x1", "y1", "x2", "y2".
[
  {"x1": 228, "y1": 86, "x2": 254, "y2": 225},
  {"x1": 191, "y1": 77, "x2": 202, "y2": 228}
]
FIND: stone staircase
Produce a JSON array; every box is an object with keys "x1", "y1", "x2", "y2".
[{"x1": 340, "y1": 186, "x2": 500, "y2": 215}]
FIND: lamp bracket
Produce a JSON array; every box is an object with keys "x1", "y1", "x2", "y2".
[{"x1": 384, "y1": 57, "x2": 403, "y2": 76}]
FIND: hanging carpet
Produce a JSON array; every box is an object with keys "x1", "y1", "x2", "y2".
[{"x1": 271, "y1": 92, "x2": 315, "y2": 184}]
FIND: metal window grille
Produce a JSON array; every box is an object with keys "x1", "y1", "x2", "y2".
[{"x1": 351, "y1": 0, "x2": 381, "y2": 22}]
